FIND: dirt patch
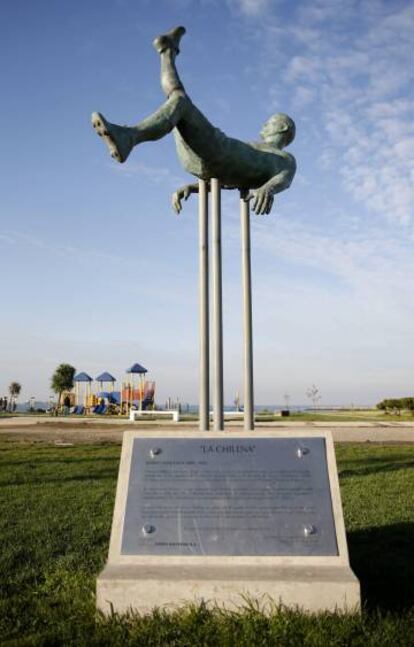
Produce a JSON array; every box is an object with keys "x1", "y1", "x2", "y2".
[
  {"x1": 0, "y1": 421, "x2": 158, "y2": 444},
  {"x1": 0, "y1": 419, "x2": 413, "y2": 445}
]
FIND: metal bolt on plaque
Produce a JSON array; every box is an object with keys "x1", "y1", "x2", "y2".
[
  {"x1": 142, "y1": 524, "x2": 156, "y2": 535},
  {"x1": 303, "y1": 524, "x2": 317, "y2": 537},
  {"x1": 297, "y1": 446, "x2": 310, "y2": 458},
  {"x1": 150, "y1": 448, "x2": 162, "y2": 458}
]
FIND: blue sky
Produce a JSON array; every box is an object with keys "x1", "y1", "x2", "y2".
[{"x1": 1, "y1": 0, "x2": 413, "y2": 407}]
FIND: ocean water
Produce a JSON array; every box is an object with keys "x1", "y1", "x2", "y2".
[{"x1": 177, "y1": 404, "x2": 310, "y2": 414}]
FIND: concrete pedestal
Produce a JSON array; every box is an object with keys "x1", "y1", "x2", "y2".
[
  {"x1": 97, "y1": 430, "x2": 360, "y2": 615},
  {"x1": 97, "y1": 562, "x2": 359, "y2": 614}
]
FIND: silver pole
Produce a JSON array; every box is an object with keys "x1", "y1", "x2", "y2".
[
  {"x1": 198, "y1": 179, "x2": 209, "y2": 431},
  {"x1": 240, "y1": 193, "x2": 254, "y2": 430},
  {"x1": 211, "y1": 178, "x2": 224, "y2": 431}
]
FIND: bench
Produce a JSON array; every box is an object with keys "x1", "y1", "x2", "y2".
[
  {"x1": 129, "y1": 409, "x2": 180, "y2": 423},
  {"x1": 209, "y1": 410, "x2": 244, "y2": 419}
]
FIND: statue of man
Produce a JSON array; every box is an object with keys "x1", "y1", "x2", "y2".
[{"x1": 92, "y1": 26, "x2": 296, "y2": 215}]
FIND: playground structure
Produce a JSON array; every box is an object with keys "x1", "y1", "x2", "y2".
[
  {"x1": 70, "y1": 363, "x2": 155, "y2": 415},
  {"x1": 121, "y1": 363, "x2": 155, "y2": 414},
  {"x1": 73, "y1": 372, "x2": 93, "y2": 414}
]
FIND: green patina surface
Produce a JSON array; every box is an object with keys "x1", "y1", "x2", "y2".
[{"x1": 92, "y1": 26, "x2": 296, "y2": 216}]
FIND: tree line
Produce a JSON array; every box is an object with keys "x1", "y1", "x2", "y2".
[
  {"x1": 376, "y1": 397, "x2": 414, "y2": 415},
  {"x1": 1, "y1": 364, "x2": 76, "y2": 414},
  {"x1": 0, "y1": 382, "x2": 21, "y2": 412}
]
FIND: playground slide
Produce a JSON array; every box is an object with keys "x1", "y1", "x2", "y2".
[
  {"x1": 141, "y1": 381, "x2": 155, "y2": 410},
  {"x1": 94, "y1": 404, "x2": 107, "y2": 415},
  {"x1": 142, "y1": 397, "x2": 154, "y2": 410}
]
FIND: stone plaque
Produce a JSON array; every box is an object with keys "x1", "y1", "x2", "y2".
[{"x1": 121, "y1": 437, "x2": 338, "y2": 556}]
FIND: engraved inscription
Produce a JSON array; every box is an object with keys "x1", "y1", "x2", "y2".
[{"x1": 121, "y1": 438, "x2": 338, "y2": 556}]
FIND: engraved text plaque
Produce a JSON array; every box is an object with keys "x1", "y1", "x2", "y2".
[{"x1": 121, "y1": 437, "x2": 338, "y2": 556}]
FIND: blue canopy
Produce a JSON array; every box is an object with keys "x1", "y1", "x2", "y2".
[
  {"x1": 126, "y1": 363, "x2": 148, "y2": 374},
  {"x1": 96, "y1": 372, "x2": 116, "y2": 382},
  {"x1": 74, "y1": 372, "x2": 92, "y2": 382}
]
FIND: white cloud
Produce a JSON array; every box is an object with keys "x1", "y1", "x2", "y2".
[
  {"x1": 284, "y1": 55, "x2": 323, "y2": 84},
  {"x1": 231, "y1": 0, "x2": 271, "y2": 16},
  {"x1": 0, "y1": 233, "x2": 15, "y2": 244},
  {"x1": 221, "y1": 200, "x2": 414, "y2": 317},
  {"x1": 0, "y1": 230, "x2": 144, "y2": 270},
  {"x1": 366, "y1": 99, "x2": 413, "y2": 120},
  {"x1": 110, "y1": 160, "x2": 183, "y2": 187},
  {"x1": 268, "y1": 2, "x2": 414, "y2": 228}
]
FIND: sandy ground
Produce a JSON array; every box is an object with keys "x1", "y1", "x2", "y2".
[{"x1": 0, "y1": 416, "x2": 413, "y2": 444}]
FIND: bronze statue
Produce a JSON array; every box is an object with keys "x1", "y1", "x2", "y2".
[{"x1": 92, "y1": 26, "x2": 296, "y2": 215}]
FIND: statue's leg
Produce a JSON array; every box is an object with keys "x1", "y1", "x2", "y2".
[
  {"x1": 91, "y1": 26, "x2": 188, "y2": 163},
  {"x1": 91, "y1": 112, "x2": 136, "y2": 163},
  {"x1": 91, "y1": 92, "x2": 190, "y2": 163},
  {"x1": 153, "y1": 26, "x2": 186, "y2": 97}
]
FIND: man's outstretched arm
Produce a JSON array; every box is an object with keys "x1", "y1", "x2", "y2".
[
  {"x1": 172, "y1": 166, "x2": 295, "y2": 215},
  {"x1": 246, "y1": 165, "x2": 296, "y2": 215},
  {"x1": 172, "y1": 183, "x2": 200, "y2": 213},
  {"x1": 172, "y1": 181, "x2": 243, "y2": 213}
]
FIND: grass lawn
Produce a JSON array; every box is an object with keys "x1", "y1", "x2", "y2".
[
  {"x1": 3, "y1": 409, "x2": 414, "y2": 424},
  {"x1": 0, "y1": 441, "x2": 413, "y2": 646},
  {"x1": 254, "y1": 410, "x2": 414, "y2": 423}
]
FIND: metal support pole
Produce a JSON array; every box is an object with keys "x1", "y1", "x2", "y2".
[
  {"x1": 211, "y1": 178, "x2": 224, "y2": 431},
  {"x1": 198, "y1": 179, "x2": 209, "y2": 431},
  {"x1": 240, "y1": 193, "x2": 254, "y2": 430}
]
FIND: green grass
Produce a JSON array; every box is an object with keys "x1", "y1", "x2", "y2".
[
  {"x1": 180, "y1": 409, "x2": 414, "y2": 423},
  {"x1": 3, "y1": 408, "x2": 414, "y2": 423},
  {"x1": 254, "y1": 410, "x2": 414, "y2": 423},
  {"x1": 0, "y1": 441, "x2": 414, "y2": 645}
]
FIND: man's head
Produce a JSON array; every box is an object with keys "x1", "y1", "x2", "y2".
[{"x1": 260, "y1": 113, "x2": 296, "y2": 147}]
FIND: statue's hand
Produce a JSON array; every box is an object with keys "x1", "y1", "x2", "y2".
[
  {"x1": 172, "y1": 185, "x2": 192, "y2": 214},
  {"x1": 246, "y1": 187, "x2": 274, "y2": 215}
]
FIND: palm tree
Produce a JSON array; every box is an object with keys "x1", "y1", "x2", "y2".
[
  {"x1": 8, "y1": 382, "x2": 22, "y2": 411},
  {"x1": 51, "y1": 364, "x2": 76, "y2": 409}
]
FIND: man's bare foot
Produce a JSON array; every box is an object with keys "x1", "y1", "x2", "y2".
[
  {"x1": 91, "y1": 112, "x2": 134, "y2": 163},
  {"x1": 153, "y1": 25, "x2": 186, "y2": 55}
]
